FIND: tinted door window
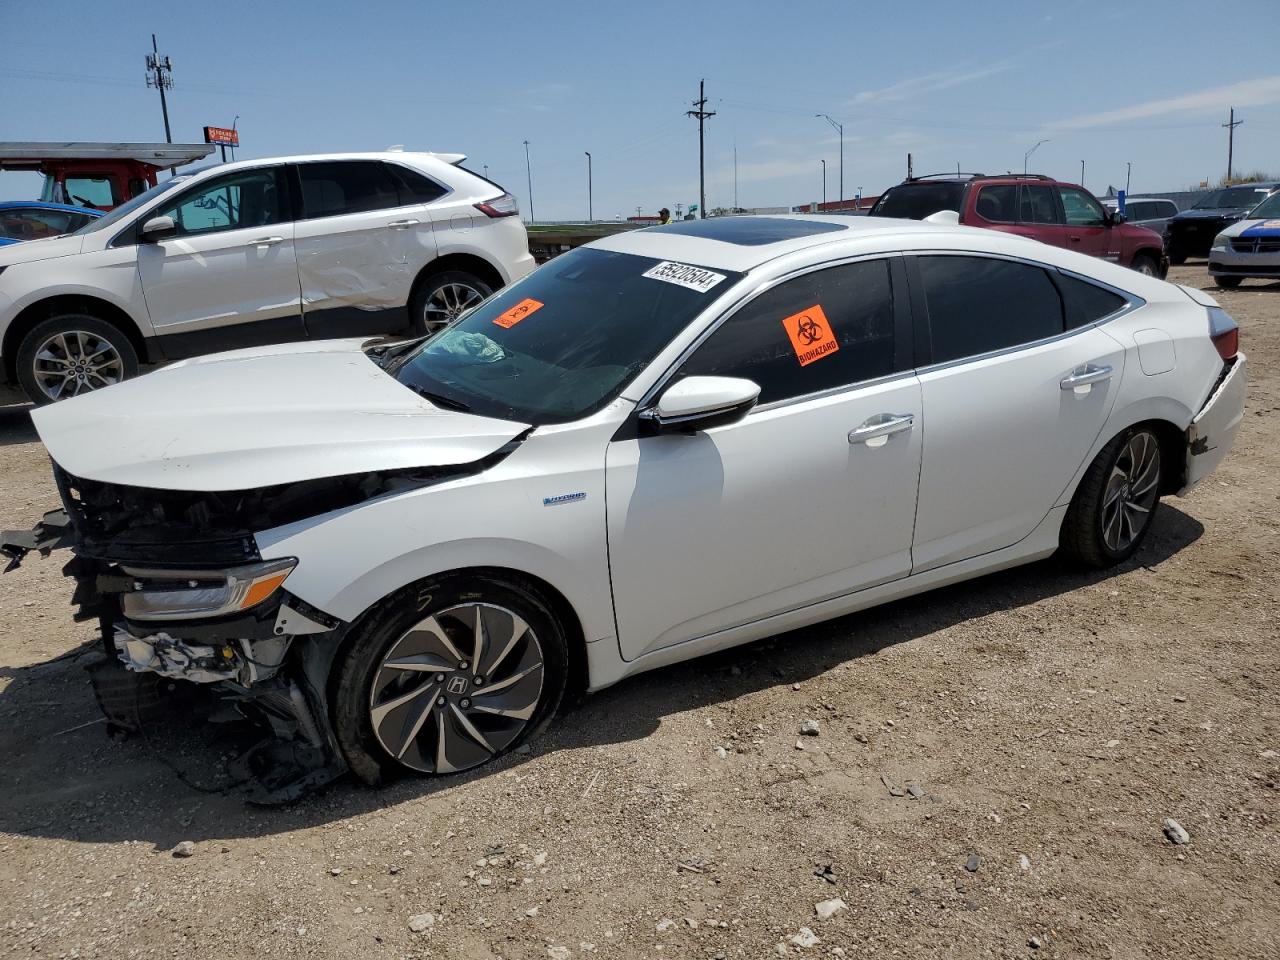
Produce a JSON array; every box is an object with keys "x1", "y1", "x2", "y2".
[
  {"x1": 298, "y1": 161, "x2": 401, "y2": 218},
  {"x1": 1059, "y1": 187, "x2": 1107, "y2": 226},
  {"x1": 678, "y1": 259, "x2": 898, "y2": 405},
  {"x1": 387, "y1": 163, "x2": 448, "y2": 204},
  {"x1": 155, "y1": 168, "x2": 285, "y2": 237},
  {"x1": 1054, "y1": 273, "x2": 1127, "y2": 329},
  {"x1": 1019, "y1": 185, "x2": 1060, "y2": 224},
  {"x1": 1157, "y1": 201, "x2": 1178, "y2": 218},
  {"x1": 974, "y1": 184, "x2": 1018, "y2": 223},
  {"x1": 918, "y1": 256, "x2": 1063, "y2": 364}
]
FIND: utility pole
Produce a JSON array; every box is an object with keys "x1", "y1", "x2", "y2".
[
  {"x1": 231, "y1": 115, "x2": 239, "y2": 161},
  {"x1": 820, "y1": 159, "x2": 827, "y2": 205},
  {"x1": 816, "y1": 114, "x2": 843, "y2": 202},
  {"x1": 523, "y1": 140, "x2": 535, "y2": 224},
  {"x1": 1223, "y1": 107, "x2": 1243, "y2": 182},
  {"x1": 907, "y1": 153, "x2": 913, "y2": 179},
  {"x1": 733, "y1": 143, "x2": 738, "y2": 210},
  {"x1": 687, "y1": 79, "x2": 715, "y2": 219},
  {"x1": 144, "y1": 34, "x2": 174, "y2": 145},
  {"x1": 584, "y1": 151, "x2": 593, "y2": 222}
]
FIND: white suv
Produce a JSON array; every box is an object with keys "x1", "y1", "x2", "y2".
[{"x1": 0, "y1": 151, "x2": 534, "y2": 404}]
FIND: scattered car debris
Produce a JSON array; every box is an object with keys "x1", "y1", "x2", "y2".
[
  {"x1": 789, "y1": 926, "x2": 821, "y2": 948},
  {"x1": 881, "y1": 774, "x2": 906, "y2": 797},
  {"x1": 408, "y1": 913, "x2": 435, "y2": 933},
  {"x1": 964, "y1": 854, "x2": 981, "y2": 873},
  {"x1": 813, "y1": 863, "x2": 837, "y2": 885},
  {"x1": 800, "y1": 719, "x2": 821, "y2": 736},
  {"x1": 906, "y1": 783, "x2": 925, "y2": 799},
  {"x1": 171, "y1": 841, "x2": 195, "y2": 858}
]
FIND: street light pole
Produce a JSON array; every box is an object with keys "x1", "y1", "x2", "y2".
[
  {"x1": 1126, "y1": 161, "x2": 1132, "y2": 196},
  {"x1": 820, "y1": 159, "x2": 827, "y2": 206},
  {"x1": 231, "y1": 115, "x2": 239, "y2": 161},
  {"x1": 1024, "y1": 139, "x2": 1049, "y2": 174},
  {"x1": 584, "y1": 151, "x2": 593, "y2": 222},
  {"x1": 523, "y1": 140, "x2": 535, "y2": 224},
  {"x1": 816, "y1": 114, "x2": 843, "y2": 202},
  {"x1": 1080, "y1": 160, "x2": 1085, "y2": 187}
]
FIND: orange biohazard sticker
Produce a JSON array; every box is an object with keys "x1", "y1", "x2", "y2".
[
  {"x1": 781, "y1": 304, "x2": 840, "y2": 367},
  {"x1": 493, "y1": 297, "x2": 544, "y2": 329}
]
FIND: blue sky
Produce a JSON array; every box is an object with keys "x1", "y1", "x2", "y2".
[{"x1": 4, "y1": 0, "x2": 1280, "y2": 220}]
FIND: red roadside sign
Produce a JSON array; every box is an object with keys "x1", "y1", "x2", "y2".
[{"x1": 203, "y1": 125, "x2": 239, "y2": 147}]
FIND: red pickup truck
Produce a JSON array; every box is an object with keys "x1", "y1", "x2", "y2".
[
  {"x1": 869, "y1": 173, "x2": 1168, "y2": 277},
  {"x1": 0, "y1": 141, "x2": 215, "y2": 211}
]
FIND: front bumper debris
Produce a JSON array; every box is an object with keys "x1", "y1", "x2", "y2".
[{"x1": 1, "y1": 509, "x2": 75, "y2": 571}]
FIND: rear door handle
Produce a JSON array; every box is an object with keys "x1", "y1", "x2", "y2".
[
  {"x1": 1060, "y1": 363, "x2": 1114, "y2": 391},
  {"x1": 387, "y1": 219, "x2": 421, "y2": 229},
  {"x1": 247, "y1": 236, "x2": 284, "y2": 248},
  {"x1": 848, "y1": 413, "x2": 915, "y2": 445}
]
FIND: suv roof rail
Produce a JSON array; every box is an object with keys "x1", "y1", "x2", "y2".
[
  {"x1": 982, "y1": 173, "x2": 1055, "y2": 181},
  {"x1": 906, "y1": 172, "x2": 986, "y2": 182}
]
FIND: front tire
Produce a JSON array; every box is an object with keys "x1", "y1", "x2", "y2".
[
  {"x1": 1214, "y1": 275, "x2": 1243, "y2": 289},
  {"x1": 408, "y1": 271, "x2": 493, "y2": 336},
  {"x1": 1060, "y1": 427, "x2": 1163, "y2": 569},
  {"x1": 331, "y1": 573, "x2": 567, "y2": 783},
  {"x1": 1167, "y1": 250, "x2": 1187, "y2": 266},
  {"x1": 16, "y1": 313, "x2": 139, "y2": 405}
]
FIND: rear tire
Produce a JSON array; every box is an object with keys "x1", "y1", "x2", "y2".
[
  {"x1": 1214, "y1": 275, "x2": 1243, "y2": 289},
  {"x1": 331, "y1": 572, "x2": 568, "y2": 785},
  {"x1": 16, "y1": 313, "x2": 139, "y2": 405},
  {"x1": 1060, "y1": 426, "x2": 1163, "y2": 569},
  {"x1": 1167, "y1": 252, "x2": 1187, "y2": 266},
  {"x1": 408, "y1": 271, "x2": 493, "y2": 336},
  {"x1": 1131, "y1": 252, "x2": 1160, "y2": 277}
]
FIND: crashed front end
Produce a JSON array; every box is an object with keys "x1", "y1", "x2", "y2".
[{"x1": 6, "y1": 465, "x2": 365, "y2": 801}]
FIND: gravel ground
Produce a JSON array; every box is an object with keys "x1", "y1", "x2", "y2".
[{"x1": 0, "y1": 264, "x2": 1276, "y2": 959}]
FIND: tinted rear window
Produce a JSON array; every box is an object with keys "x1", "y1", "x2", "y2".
[
  {"x1": 1054, "y1": 273, "x2": 1127, "y2": 329},
  {"x1": 918, "y1": 256, "x2": 1063, "y2": 364},
  {"x1": 871, "y1": 182, "x2": 964, "y2": 220}
]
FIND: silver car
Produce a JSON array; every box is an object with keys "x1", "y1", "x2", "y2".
[{"x1": 1103, "y1": 197, "x2": 1179, "y2": 236}]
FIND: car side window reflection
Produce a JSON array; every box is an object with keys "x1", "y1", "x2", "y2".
[
  {"x1": 677, "y1": 259, "x2": 898, "y2": 405},
  {"x1": 156, "y1": 168, "x2": 286, "y2": 237},
  {"x1": 1059, "y1": 187, "x2": 1107, "y2": 227}
]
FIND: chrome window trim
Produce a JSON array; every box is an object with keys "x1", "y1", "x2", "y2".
[
  {"x1": 636, "y1": 251, "x2": 907, "y2": 413},
  {"x1": 907, "y1": 249, "x2": 1146, "y2": 377}
]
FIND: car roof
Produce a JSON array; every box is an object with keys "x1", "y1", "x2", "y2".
[
  {"x1": 0, "y1": 200, "x2": 102, "y2": 215},
  {"x1": 173, "y1": 151, "x2": 468, "y2": 177},
  {"x1": 591, "y1": 214, "x2": 1007, "y2": 272}
]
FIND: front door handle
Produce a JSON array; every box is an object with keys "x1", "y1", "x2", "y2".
[
  {"x1": 247, "y1": 236, "x2": 284, "y2": 248},
  {"x1": 387, "y1": 219, "x2": 421, "y2": 229},
  {"x1": 1060, "y1": 363, "x2": 1114, "y2": 391},
  {"x1": 848, "y1": 413, "x2": 915, "y2": 445}
]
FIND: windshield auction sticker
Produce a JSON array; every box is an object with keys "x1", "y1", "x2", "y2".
[
  {"x1": 493, "y1": 298, "x2": 544, "y2": 329},
  {"x1": 642, "y1": 261, "x2": 727, "y2": 293},
  {"x1": 782, "y1": 304, "x2": 840, "y2": 367}
]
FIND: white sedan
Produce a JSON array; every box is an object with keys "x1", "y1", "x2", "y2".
[{"x1": 11, "y1": 215, "x2": 1245, "y2": 792}]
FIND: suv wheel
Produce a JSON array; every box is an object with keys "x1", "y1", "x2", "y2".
[
  {"x1": 16, "y1": 313, "x2": 139, "y2": 405},
  {"x1": 331, "y1": 573, "x2": 568, "y2": 783},
  {"x1": 1167, "y1": 251, "x2": 1187, "y2": 266},
  {"x1": 1215, "y1": 276, "x2": 1243, "y2": 289},
  {"x1": 409, "y1": 271, "x2": 493, "y2": 336}
]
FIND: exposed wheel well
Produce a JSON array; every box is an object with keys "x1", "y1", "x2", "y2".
[
  {"x1": 3, "y1": 295, "x2": 146, "y2": 383},
  {"x1": 1091, "y1": 419, "x2": 1185, "y2": 496},
  {"x1": 410, "y1": 254, "x2": 505, "y2": 304}
]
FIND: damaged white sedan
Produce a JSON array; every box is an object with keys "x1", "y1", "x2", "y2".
[{"x1": 3, "y1": 215, "x2": 1245, "y2": 796}]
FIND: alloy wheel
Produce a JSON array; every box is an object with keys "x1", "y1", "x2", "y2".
[
  {"x1": 422, "y1": 282, "x2": 485, "y2": 334},
  {"x1": 1100, "y1": 431, "x2": 1161, "y2": 553},
  {"x1": 32, "y1": 330, "x2": 125, "y2": 401},
  {"x1": 368, "y1": 602, "x2": 545, "y2": 774}
]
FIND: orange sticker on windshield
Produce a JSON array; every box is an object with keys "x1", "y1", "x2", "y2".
[
  {"x1": 494, "y1": 298, "x2": 544, "y2": 329},
  {"x1": 782, "y1": 304, "x2": 840, "y2": 367}
]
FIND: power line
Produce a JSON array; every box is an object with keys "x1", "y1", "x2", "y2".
[{"x1": 687, "y1": 79, "x2": 716, "y2": 219}]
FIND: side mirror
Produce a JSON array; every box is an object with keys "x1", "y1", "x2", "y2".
[
  {"x1": 640, "y1": 376, "x2": 761, "y2": 433},
  {"x1": 1108, "y1": 211, "x2": 1126, "y2": 226},
  {"x1": 139, "y1": 215, "x2": 177, "y2": 242}
]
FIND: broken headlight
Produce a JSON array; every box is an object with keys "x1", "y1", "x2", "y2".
[{"x1": 119, "y1": 558, "x2": 297, "y2": 622}]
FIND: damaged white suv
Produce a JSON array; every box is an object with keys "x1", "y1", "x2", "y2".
[{"x1": 4, "y1": 215, "x2": 1245, "y2": 797}]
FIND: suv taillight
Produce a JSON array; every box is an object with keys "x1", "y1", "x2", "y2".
[
  {"x1": 475, "y1": 193, "x2": 519, "y2": 218},
  {"x1": 1208, "y1": 306, "x2": 1239, "y2": 361}
]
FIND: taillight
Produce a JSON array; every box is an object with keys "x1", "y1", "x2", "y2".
[
  {"x1": 1207, "y1": 306, "x2": 1239, "y2": 361},
  {"x1": 475, "y1": 193, "x2": 519, "y2": 218}
]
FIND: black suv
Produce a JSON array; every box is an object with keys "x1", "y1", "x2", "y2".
[{"x1": 1164, "y1": 182, "x2": 1280, "y2": 263}]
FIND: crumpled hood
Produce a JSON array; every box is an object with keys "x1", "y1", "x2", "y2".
[
  {"x1": 32, "y1": 339, "x2": 529, "y2": 492},
  {"x1": 0, "y1": 233, "x2": 86, "y2": 267}
]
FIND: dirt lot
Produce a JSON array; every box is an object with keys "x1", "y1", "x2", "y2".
[{"x1": 0, "y1": 264, "x2": 1276, "y2": 960}]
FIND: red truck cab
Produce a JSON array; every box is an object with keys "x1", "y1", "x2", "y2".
[
  {"x1": 0, "y1": 142, "x2": 216, "y2": 211},
  {"x1": 870, "y1": 173, "x2": 1168, "y2": 277}
]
